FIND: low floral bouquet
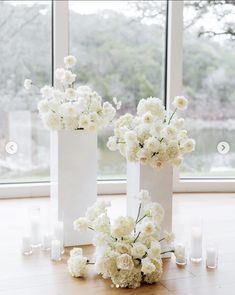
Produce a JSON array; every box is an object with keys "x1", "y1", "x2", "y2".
[
  {"x1": 24, "y1": 55, "x2": 120, "y2": 131},
  {"x1": 107, "y1": 96, "x2": 195, "y2": 168},
  {"x1": 68, "y1": 190, "x2": 174, "y2": 289}
]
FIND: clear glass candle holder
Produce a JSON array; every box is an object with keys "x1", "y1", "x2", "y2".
[
  {"x1": 190, "y1": 217, "x2": 203, "y2": 262},
  {"x1": 206, "y1": 244, "x2": 218, "y2": 269},
  {"x1": 174, "y1": 242, "x2": 187, "y2": 266},
  {"x1": 21, "y1": 236, "x2": 32, "y2": 255},
  {"x1": 51, "y1": 239, "x2": 61, "y2": 262}
]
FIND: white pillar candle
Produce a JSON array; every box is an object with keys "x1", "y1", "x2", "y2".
[
  {"x1": 174, "y1": 243, "x2": 187, "y2": 265},
  {"x1": 51, "y1": 240, "x2": 61, "y2": 261},
  {"x1": 190, "y1": 226, "x2": 202, "y2": 262},
  {"x1": 30, "y1": 215, "x2": 41, "y2": 247},
  {"x1": 206, "y1": 246, "x2": 218, "y2": 268},
  {"x1": 54, "y1": 221, "x2": 64, "y2": 253},
  {"x1": 42, "y1": 233, "x2": 52, "y2": 251},
  {"x1": 21, "y1": 236, "x2": 32, "y2": 255}
]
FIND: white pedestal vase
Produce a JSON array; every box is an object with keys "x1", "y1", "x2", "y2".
[
  {"x1": 50, "y1": 130, "x2": 97, "y2": 246},
  {"x1": 127, "y1": 162, "x2": 173, "y2": 257}
]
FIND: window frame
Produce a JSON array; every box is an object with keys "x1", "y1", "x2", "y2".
[{"x1": 0, "y1": 0, "x2": 234, "y2": 198}]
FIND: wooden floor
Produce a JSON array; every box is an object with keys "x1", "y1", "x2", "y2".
[{"x1": 1, "y1": 193, "x2": 235, "y2": 295}]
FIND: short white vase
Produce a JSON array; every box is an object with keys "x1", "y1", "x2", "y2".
[
  {"x1": 50, "y1": 130, "x2": 97, "y2": 246},
  {"x1": 127, "y1": 162, "x2": 173, "y2": 257}
]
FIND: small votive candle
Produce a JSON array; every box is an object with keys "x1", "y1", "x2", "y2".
[
  {"x1": 190, "y1": 226, "x2": 202, "y2": 262},
  {"x1": 54, "y1": 221, "x2": 64, "y2": 254},
  {"x1": 174, "y1": 243, "x2": 187, "y2": 265},
  {"x1": 206, "y1": 246, "x2": 218, "y2": 269},
  {"x1": 21, "y1": 236, "x2": 32, "y2": 255},
  {"x1": 42, "y1": 233, "x2": 52, "y2": 251},
  {"x1": 51, "y1": 240, "x2": 61, "y2": 261}
]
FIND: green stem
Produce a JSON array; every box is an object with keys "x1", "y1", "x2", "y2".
[
  {"x1": 136, "y1": 214, "x2": 147, "y2": 224},
  {"x1": 159, "y1": 237, "x2": 165, "y2": 243},
  {"x1": 133, "y1": 232, "x2": 141, "y2": 243},
  {"x1": 88, "y1": 226, "x2": 95, "y2": 231},
  {"x1": 168, "y1": 108, "x2": 177, "y2": 125},
  {"x1": 135, "y1": 204, "x2": 141, "y2": 223}
]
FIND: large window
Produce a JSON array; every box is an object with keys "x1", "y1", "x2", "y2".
[
  {"x1": 0, "y1": 1, "x2": 51, "y2": 183},
  {"x1": 69, "y1": 0, "x2": 167, "y2": 179},
  {"x1": 181, "y1": 0, "x2": 235, "y2": 178}
]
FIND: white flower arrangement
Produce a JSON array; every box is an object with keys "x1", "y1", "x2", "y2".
[
  {"x1": 107, "y1": 96, "x2": 195, "y2": 169},
  {"x1": 68, "y1": 190, "x2": 174, "y2": 289},
  {"x1": 24, "y1": 55, "x2": 121, "y2": 131}
]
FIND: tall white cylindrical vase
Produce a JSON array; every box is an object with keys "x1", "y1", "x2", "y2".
[
  {"x1": 50, "y1": 130, "x2": 97, "y2": 246},
  {"x1": 127, "y1": 162, "x2": 173, "y2": 257}
]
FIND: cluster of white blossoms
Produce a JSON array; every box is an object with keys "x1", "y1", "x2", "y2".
[
  {"x1": 24, "y1": 55, "x2": 120, "y2": 131},
  {"x1": 107, "y1": 96, "x2": 195, "y2": 169},
  {"x1": 69, "y1": 190, "x2": 174, "y2": 289}
]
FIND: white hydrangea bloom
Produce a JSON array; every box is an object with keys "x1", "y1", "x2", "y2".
[
  {"x1": 141, "y1": 257, "x2": 156, "y2": 274},
  {"x1": 73, "y1": 217, "x2": 90, "y2": 232},
  {"x1": 68, "y1": 254, "x2": 87, "y2": 277}
]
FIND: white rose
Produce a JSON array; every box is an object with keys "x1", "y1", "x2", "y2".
[
  {"x1": 24, "y1": 79, "x2": 32, "y2": 90},
  {"x1": 42, "y1": 112, "x2": 62, "y2": 130},
  {"x1": 183, "y1": 138, "x2": 196, "y2": 153},
  {"x1": 116, "y1": 254, "x2": 134, "y2": 270},
  {"x1": 172, "y1": 96, "x2": 188, "y2": 111},
  {"x1": 68, "y1": 254, "x2": 87, "y2": 277},
  {"x1": 64, "y1": 55, "x2": 77, "y2": 68},
  {"x1": 147, "y1": 242, "x2": 161, "y2": 259},
  {"x1": 131, "y1": 242, "x2": 147, "y2": 259},
  {"x1": 107, "y1": 136, "x2": 118, "y2": 151},
  {"x1": 141, "y1": 221, "x2": 155, "y2": 236},
  {"x1": 141, "y1": 257, "x2": 156, "y2": 274},
  {"x1": 65, "y1": 88, "x2": 78, "y2": 100},
  {"x1": 40, "y1": 85, "x2": 53, "y2": 99},
  {"x1": 73, "y1": 217, "x2": 89, "y2": 232},
  {"x1": 115, "y1": 243, "x2": 131, "y2": 254},
  {"x1": 79, "y1": 114, "x2": 91, "y2": 129},
  {"x1": 37, "y1": 99, "x2": 50, "y2": 113},
  {"x1": 55, "y1": 68, "x2": 66, "y2": 80}
]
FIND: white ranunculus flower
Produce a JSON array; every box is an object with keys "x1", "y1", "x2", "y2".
[
  {"x1": 115, "y1": 243, "x2": 131, "y2": 255},
  {"x1": 107, "y1": 136, "x2": 118, "y2": 151},
  {"x1": 24, "y1": 79, "x2": 32, "y2": 90},
  {"x1": 65, "y1": 88, "x2": 78, "y2": 100},
  {"x1": 70, "y1": 247, "x2": 83, "y2": 257},
  {"x1": 53, "y1": 89, "x2": 65, "y2": 101},
  {"x1": 162, "y1": 126, "x2": 177, "y2": 140},
  {"x1": 166, "y1": 142, "x2": 179, "y2": 159},
  {"x1": 172, "y1": 96, "x2": 188, "y2": 111},
  {"x1": 37, "y1": 99, "x2": 50, "y2": 113},
  {"x1": 141, "y1": 221, "x2": 155, "y2": 236},
  {"x1": 64, "y1": 55, "x2": 77, "y2": 68},
  {"x1": 68, "y1": 254, "x2": 87, "y2": 277},
  {"x1": 131, "y1": 242, "x2": 147, "y2": 259},
  {"x1": 141, "y1": 257, "x2": 156, "y2": 274},
  {"x1": 73, "y1": 217, "x2": 90, "y2": 232},
  {"x1": 142, "y1": 112, "x2": 154, "y2": 124},
  {"x1": 62, "y1": 70, "x2": 76, "y2": 85},
  {"x1": 116, "y1": 254, "x2": 134, "y2": 271},
  {"x1": 144, "y1": 137, "x2": 160, "y2": 153},
  {"x1": 42, "y1": 112, "x2": 62, "y2": 130},
  {"x1": 79, "y1": 114, "x2": 91, "y2": 129},
  {"x1": 136, "y1": 148, "x2": 149, "y2": 165},
  {"x1": 150, "y1": 123, "x2": 163, "y2": 137},
  {"x1": 55, "y1": 68, "x2": 66, "y2": 80},
  {"x1": 137, "y1": 190, "x2": 151, "y2": 204},
  {"x1": 171, "y1": 157, "x2": 182, "y2": 166},
  {"x1": 40, "y1": 85, "x2": 53, "y2": 99},
  {"x1": 174, "y1": 117, "x2": 185, "y2": 129}
]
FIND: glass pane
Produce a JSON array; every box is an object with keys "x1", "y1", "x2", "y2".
[
  {"x1": 69, "y1": 0, "x2": 167, "y2": 179},
  {"x1": 0, "y1": 1, "x2": 51, "y2": 183},
  {"x1": 182, "y1": 1, "x2": 235, "y2": 178}
]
